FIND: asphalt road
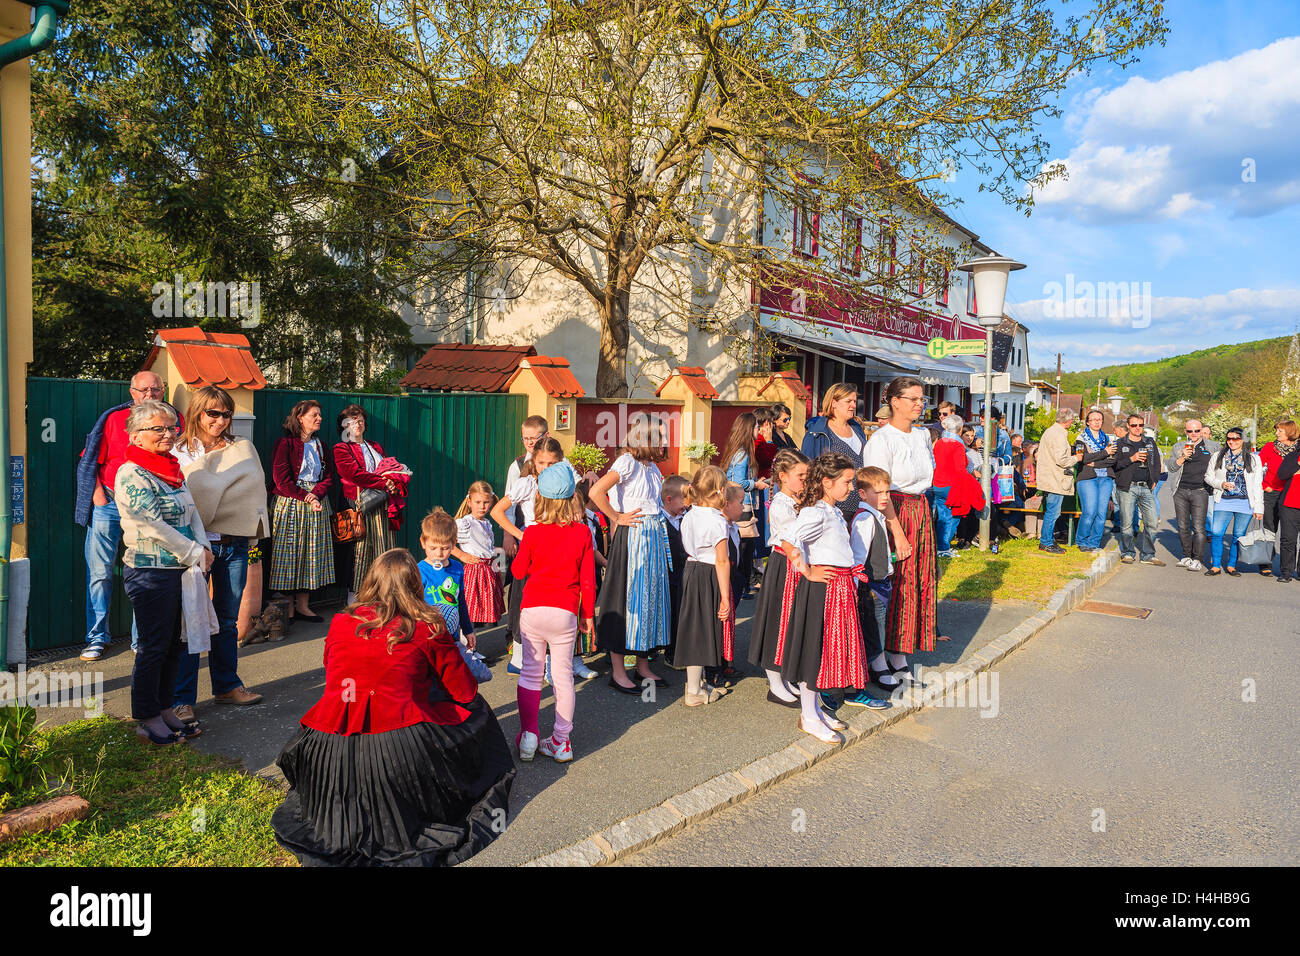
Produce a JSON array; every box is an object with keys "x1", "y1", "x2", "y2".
[{"x1": 621, "y1": 516, "x2": 1300, "y2": 866}]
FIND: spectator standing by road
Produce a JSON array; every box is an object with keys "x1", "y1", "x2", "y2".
[
  {"x1": 801, "y1": 384, "x2": 867, "y2": 523},
  {"x1": 1072, "y1": 409, "x2": 1115, "y2": 555},
  {"x1": 269, "y1": 400, "x2": 335, "y2": 621},
  {"x1": 1113, "y1": 414, "x2": 1165, "y2": 566},
  {"x1": 1034, "y1": 407, "x2": 1083, "y2": 556},
  {"x1": 1203, "y1": 428, "x2": 1263, "y2": 577},
  {"x1": 1258, "y1": 420, "x2": 1298, "y2": 576},
  {"x1": 1167, "y1": 418, "x2": 1214, "y2": 571}
]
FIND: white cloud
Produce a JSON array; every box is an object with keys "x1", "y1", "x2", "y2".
[{"x1": 1032, "y1": 37, "x2": 1300, "y2": 222}]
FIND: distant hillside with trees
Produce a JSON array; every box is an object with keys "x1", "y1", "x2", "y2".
[{"x1": 1033, "y1": 336, "x2": 1291, "y2": 410}]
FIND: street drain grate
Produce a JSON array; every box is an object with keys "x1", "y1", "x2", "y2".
[{"x1": 1076, "y1": 600, "x2": 1152, "y2": 619}]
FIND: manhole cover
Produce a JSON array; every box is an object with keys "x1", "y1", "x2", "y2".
[{"x1": 1076, "y1": 600, "x2": 1152, "y2": 619}]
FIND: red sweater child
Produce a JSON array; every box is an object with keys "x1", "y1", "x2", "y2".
[{"x1": 511, "y1": 521, "x2": 597, "y2": 617}]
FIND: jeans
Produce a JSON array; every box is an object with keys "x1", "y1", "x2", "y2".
[
  {"x1": 173, "y1": 537, "x2": 248, "y2": 707},
  {"x1": 124, "y1": 567, "x2": 184, "y2": 720},
  {"x1": 931, "y1": 486, "x2": 959, "y2": 553},
  {"x1": 1117, "y1": 484, "x2": 1158, "y2": 559},
  {"x1": 1208, "y1": 508, "x2": 1253, "y2": 569},
  {"x1": 1172, "y1": 487, "x2": 1208, "y2": 562},
  {"x1": 857, "y1": 581, "x2": 890, "y2": 660},
  {"x1": 84, "y1": 500, "x2": 139, "y2": 648},
  {"x1": 1075, "y1": 477, "x2": 1113, "y2": 550},
  {"x1": 1040, "y1": 492, "x2": 1064, "y2": 547}
]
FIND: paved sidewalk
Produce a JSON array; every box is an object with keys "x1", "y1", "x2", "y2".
[{"x1": 23, "y1": 587, "x2": 1035, "y2": 867}]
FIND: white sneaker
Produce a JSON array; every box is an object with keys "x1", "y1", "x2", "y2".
[
  {"x1": 1187, "y1": 559, "x2": 1205, "y2": 572},
  {"x1": 540, "y1": 736, "x2": 573, "y2": 762},
  {"x1": 573, "y1": 659, "x2": 598, "y2": 680},
  {"x1": 1177, "y1": 556, "x2": 1191, "y2": 568},
  {"x1": 518, "y1": 731, "x2": 539, "y2": 761}
]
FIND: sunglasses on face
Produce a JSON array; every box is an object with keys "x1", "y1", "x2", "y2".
[
  {"x1": 1227, "y1": 436, "x2": 1243, "y2": 442},
  {"x1": 203, "y1": 408, "x2": 233, "y2": 420}
]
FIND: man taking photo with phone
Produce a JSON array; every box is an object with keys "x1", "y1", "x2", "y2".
[{"x1": 1166, "y1": 418, "x2": 1214, "y2": 571}]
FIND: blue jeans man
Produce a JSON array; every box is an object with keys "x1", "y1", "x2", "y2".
[
  {"x1": 84, "y1": 499, "x2": 139, "y2": 653},
  {"x1": 1039, "y1": 492, "x2": 1065, "y2": 548},
  {"x1": 1117, "y1": 483, "x2": 1158, "y2": 561},
  {"x1": 172, "y1": 536, "x2": 251, "y2": 708}
]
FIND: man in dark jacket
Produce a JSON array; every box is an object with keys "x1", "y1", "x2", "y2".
[
  {"x1": 1166, "y1": 418, "x2": 1215, "y2": 570},
  {"x1": 1113, "y1": 414, "x2": 1165, "y2": 565}
]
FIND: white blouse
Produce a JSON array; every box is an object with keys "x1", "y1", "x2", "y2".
[
  {"x1": 297, "y1": 438, "x2": 323, "y2": 484},
  {"x1": 456, "y1": 515, "x2": 495, "y2": 559},
  {"x1": 607, "y1": 452, "x2": 663, "y2": 517},
  {"x1": 863, "y1": 423, "x2": 935, "y2": 494},
  {"x1": 767, "y1": 491, "x2": 798, "y2": 547},
  {"x1": 682, "y1": 507, "x2": 728, "y2": 564},
  {"x1": 507, "y1": 475, "x2": 538, "y2": 528},
  {"x1": 780, "y1": 500, "x2": 855, "y2": 567}
]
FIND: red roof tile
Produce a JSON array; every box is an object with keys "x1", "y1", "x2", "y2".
[
  {"x1": 507, "y1": 356, "x2": 586, "y2": 398},
  {"x1": 400, "y1": 343, "x2": 537, "y2": 392},
  {"x1": 146, "y1": 327, "x2": 267, "y2": 390},
  {"x1": 656, "y1": 366, "x2": 718, "y2": 401},
  {"x1": 757, "y1": 370, "x2": 812, "y2": 402}
]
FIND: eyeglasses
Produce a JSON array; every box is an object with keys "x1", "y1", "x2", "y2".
[
  {"x1": 135, "y1": 425, "x2": 180, "y2": 436},
  {"x1": 130, "y1": 386, "x2": 164, "y2": 395},
  {"x1": 203, "y1": 408, "x2": 233, "y2": 420}
]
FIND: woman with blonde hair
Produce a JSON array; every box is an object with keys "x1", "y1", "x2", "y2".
[
  {"x1": 272, "y1": 548, "x2": 514, "y2": 867},
  {"x1": 169, "y1": 386, "x2": 267, "y2": 725},
  {"x1": 799, "y1": 383, "x2": 868, "y2": 523}
]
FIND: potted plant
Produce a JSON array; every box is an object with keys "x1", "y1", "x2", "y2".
[{"x1": 684, "y1": 439, "x2": 718, "y2": 469}]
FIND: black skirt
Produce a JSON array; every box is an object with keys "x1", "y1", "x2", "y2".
[
  {"x1": 271, "y1": 695, "x2": 515, "y2": 867},
  {"x1": 675, "y1": 561, "x2": 726, "y2": 668},
  {"x1": 778, "y1": 576, "x2": 832, "y2": 690},
  {"x1": 747, "y1": 551, "x2": 789, "y2": 671},
  {"x1": 508, "y1": 572, "x2": 527, "y2": 641}
]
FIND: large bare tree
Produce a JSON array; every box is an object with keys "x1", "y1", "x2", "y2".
[{"x1": 245, "y1": 0, "x2": 1166, "y2": 396}]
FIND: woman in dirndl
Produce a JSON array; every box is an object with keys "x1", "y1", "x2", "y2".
[
  {"x1": 269, "y1": 400, "x2": 335, "y2": 622},
  {"x1": 862, "y1": 376, "x2": 947, "y2": 680},
  {"x1": 589, "y1": 414, "x2": 673, "y2": 695},
  {"x1": 775, "y1": 452, "x2": 866, "y2": 745},
  {"x1": 271, "y1": 549, "x2": 514, "y2": 867},
  {"x1": 747, "y1": 448, "x2": 808, "y2": 709},
  {"x1": 333, "y1": 404, "x2": 396, "y2": 603}
]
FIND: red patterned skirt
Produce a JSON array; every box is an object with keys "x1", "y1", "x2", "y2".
[
  {"x1": 886, "y1": 492, "x2": 938, "y2": 654},
  {"x1": 777, "y1": 566, "x2": 866, "y2": 691},
  {"x1": 463, "y1": 560, "x2": 505, "y2": 626}
]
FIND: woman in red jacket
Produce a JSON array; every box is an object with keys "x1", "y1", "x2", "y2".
[
  {"x1": 333, "y1": 403, "x2": 400, "y2": 600},
  {"x1": 1272, "y1": 430, "x2": 1300, "y2": 583},
  {"x1": 931, "y1": 415, "x2": 982, "y2": 556},
  {"x1": 269, "y1": 400, "x2": 335, "y2": 622},
  {"x1": 271, "y1": 549, "x2": 515, "y2": 867},
  {"x1": 1257, "y1": 419, "x2": 1298, "y2": 576}
]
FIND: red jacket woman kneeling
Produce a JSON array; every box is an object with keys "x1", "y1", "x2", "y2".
[{"x1": 272, "y1": 549, "x2": 515, "y2": 867}]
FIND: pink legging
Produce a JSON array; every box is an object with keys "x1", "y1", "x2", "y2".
[{"x1": 517, "y1": 606, "x2": 577, "y2": 743}]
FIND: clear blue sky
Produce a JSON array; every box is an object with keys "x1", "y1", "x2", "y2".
[{"x1": 943, "y1": 1, "x2": 1300, "y2": 372}]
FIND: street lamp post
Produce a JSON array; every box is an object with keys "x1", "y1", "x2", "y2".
[{"x1": 957, "y1": 255, "x2": 1025, "y2": 551}]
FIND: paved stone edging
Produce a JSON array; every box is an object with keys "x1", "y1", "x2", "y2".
[{"x1": 523, "y1": 548, "x2": 1122, "y2": 867}]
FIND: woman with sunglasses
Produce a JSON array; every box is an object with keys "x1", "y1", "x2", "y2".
[
  {"x1": 1203, "y1": 428, "x2": 1263, "y2": 576},
  {"x1": 170, "y1": 386, "x2": 268, "y2": 725}
]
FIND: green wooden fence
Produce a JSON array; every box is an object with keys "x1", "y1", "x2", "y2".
[{"x1": 23, "y1": 378, "x2": 525, "y2": 652}]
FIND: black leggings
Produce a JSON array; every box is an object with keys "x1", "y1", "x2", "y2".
[{"x1": 1279, "y1": 505, "x2": 1300, "y2": 577}]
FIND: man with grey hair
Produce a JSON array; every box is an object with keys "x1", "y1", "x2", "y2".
[
  {"x1": 1167, "y1": 418, "x2": 1217, "y2": 570},
  {"x1": 75, "y1": 371, "x2": 182, "y2": 661},
  {"x1": 1034, "y1": 406, "x2": 1084, "y2": 555}
]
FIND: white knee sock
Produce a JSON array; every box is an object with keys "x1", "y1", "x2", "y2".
[
  {"x1": 686, "y1": 666, "x2": 704, "y2": 696},
  {"x1": 510, "y1": 640, "x2": 525, "y2": 669},
  {"x1": 798, "y1": 683, "x2": 822, "y2": 724},
  {"x1": 766, "y1": 669, "x2": 798, "y2": 701}
]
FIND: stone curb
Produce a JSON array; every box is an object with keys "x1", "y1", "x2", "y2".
[{"x1": 522, "y1": 547, "x2": 1123, "y2": 867}]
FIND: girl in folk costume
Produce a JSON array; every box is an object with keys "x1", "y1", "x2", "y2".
[
  {"x1": 589, "y1": 414, "x2": 674, "y2": 694},
  {"x1": 747, "y1": 448, "x2": 809, "y2": 709},
  {"x1": 453, "y1": 480, "x2": 506, "y2": 626},
  {"x1": 777, "y1": 453, "x2": 867, "y2": 744},
  {"x1": 862, "y1": 375, "x2": 944, "y2": 680},
  {"x1": 710, "y1": 481, "x2": 746, "y2": 687},
  {"x1": 669, "y1": 466, "x2": 734, "y2": 706},
  {"x1": 491, "y1": 439, "x2": 597, "y2": 681}
]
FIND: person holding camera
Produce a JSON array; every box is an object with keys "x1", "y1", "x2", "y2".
[
  {"x1": 1113, "y1": 414, "x2": 1165, "y2": 565},
  {"x1": 1072, "y1": 408, "x2": 1116, "y2": 554}
]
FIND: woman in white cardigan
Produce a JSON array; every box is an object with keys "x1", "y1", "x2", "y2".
[{"x1": 1203, "y1": 427, "x2": 1263, "y2": 576}]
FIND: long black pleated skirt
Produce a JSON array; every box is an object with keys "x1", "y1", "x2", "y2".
[
  {"x1": 746, "y1": 551, "x2": 789, "y2": 671},
  {"x1": 777, "y1": 576, "x2": 831, "y2": 690},
  {"x1": 271, "y1": 695, "x2": 515, "y2": 867},
  {"x1": 675, "y1": 561, "x2": 725, "y2": 668}
]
